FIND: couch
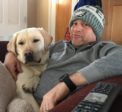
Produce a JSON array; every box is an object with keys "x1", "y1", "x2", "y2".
[
  {"x1": 0, "y1": 41, "x2": 8, "y2": 63},
  {"x1": 0, "y1": 41, "x2": 122, "y2": 112}
]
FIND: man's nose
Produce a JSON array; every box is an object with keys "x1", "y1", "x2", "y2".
[{"x1": 76, "y1": 24, "x2": 83, "y2": 31}]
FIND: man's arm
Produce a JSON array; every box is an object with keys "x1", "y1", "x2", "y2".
[
  {"x1": 78, "y1": 47, "x2": 122, "y2": 84},
  {"x1": 4, "y1": 52, "x2": 22, "y2": 80},
  {"x1": 40, "y1": 45, "x2": 122, "y2": 112},
  {"x1": 40, "y1": 72, "x2": 87, "y2": 112}
]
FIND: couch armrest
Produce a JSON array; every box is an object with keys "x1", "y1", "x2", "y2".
[
  {"x1": 0, "y1": 41, "x2": 8, "y2": 62},
  {"x1": 50, "y1": 76, "x2": 122, "y2": 112}
]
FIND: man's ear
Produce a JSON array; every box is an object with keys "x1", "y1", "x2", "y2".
[
  {"x1": 38, "y1": 27, "x2": 53, "y2": 49},
  {"x1": 7, "y1": 32, "x2": 18, "y2": 55}
]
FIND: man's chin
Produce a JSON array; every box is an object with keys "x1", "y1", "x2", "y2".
[{"x1": 71, "y1": 41, "x2": 84, "y2": 47}]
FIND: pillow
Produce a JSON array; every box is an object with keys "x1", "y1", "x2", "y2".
[{"x1": 0, "y1": 62, "x2": 16, "y2": 112}]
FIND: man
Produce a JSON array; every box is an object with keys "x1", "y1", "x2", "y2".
[{"x1": 4, "y1": 5, "x2": 122, "y2": 112}]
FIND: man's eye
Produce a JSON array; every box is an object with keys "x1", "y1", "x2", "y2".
[
  {"x1": 83, "y1": 22, "x2": 89, "y2": 26},
  {"x1": 33, "y1": 39, "x2": 39, "y2": 43},
  {"x1": 73, "y1": 22, "x2": 78, "y2": 25}
]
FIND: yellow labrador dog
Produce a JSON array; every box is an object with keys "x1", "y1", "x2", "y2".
[{"x1": 7, "y1": 27, "x2": 52, "y2": 112}]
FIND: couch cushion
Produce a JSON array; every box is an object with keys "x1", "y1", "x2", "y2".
[{"x1": 0, "y1": 41, "x2": 8, "y2": 62}]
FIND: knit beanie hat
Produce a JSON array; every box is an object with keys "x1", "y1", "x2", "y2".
[{"x1": 69, "y1": 5, "x2": 105, "y2": 39}]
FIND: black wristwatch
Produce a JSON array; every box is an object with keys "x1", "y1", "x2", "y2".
[{"x1": 59, "y1": 74, "x2": 77, "y2": 92}]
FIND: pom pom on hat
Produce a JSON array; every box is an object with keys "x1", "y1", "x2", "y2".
[
  {"x1": 74, "y1": 0, "x2": 102, "y2": 11},
  {"x1": 69, "y1": 5, "x2": 105, "y2": 40}
]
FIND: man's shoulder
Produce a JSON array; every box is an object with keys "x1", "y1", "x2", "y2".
[
  {"x1": 95, "y1": 41, "x2": 118, "y2": 46},
  {"x1": 91, "y1": 41, "x2": 121, "y2": 51},
  {"x1": 49, "y1": 40, "x2": 68, "y2": 52},
  {"x1": 52, "y1": 40, "x2": 68, "y2": 47}
]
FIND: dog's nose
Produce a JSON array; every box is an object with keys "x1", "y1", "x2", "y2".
[{"x1": 25, "y1": 52, "x2": 33, "y2": 62}]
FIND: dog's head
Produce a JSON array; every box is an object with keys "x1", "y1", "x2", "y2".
[{"x1": 7, "y1": 27, "x2": 52, "y2": 64}]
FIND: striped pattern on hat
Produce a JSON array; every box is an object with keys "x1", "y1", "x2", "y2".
[{"x1": 69, "y1": 5, "x2": 105, "y2": 40}]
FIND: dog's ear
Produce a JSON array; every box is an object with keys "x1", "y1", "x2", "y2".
[
  {"x1": 38, "y1": 27, "x2": 53, "y2": 49},
  {"x1": 7, "y1": 32, "x2": 18, "y2": 55}
]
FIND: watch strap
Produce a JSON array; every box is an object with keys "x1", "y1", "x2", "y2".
[{"x1": 59, "y1": 74, "x2": 76, "y2": 92}]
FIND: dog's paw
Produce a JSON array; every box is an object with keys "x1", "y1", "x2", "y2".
[
  {"x1": 22, "y1": 84, "x2": 34, "y2": 93},
  {"x1": 22, "y1": 77, "x2": 40, "y2": 93}
]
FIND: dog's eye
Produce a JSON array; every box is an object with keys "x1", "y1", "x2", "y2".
[
  {"x1": 33, "y1": 39, "x2": 39, "y2": 43},
  {"x1": 18, "y1": 41, "x2": 24, "y2": 45}
]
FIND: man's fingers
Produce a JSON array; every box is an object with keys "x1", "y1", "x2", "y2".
[
  {"x1": 48, "y1": 103, "x2": 54, "y2": 110},
  {"x1": 10, "y1": 67, "x2": 17, "y2": 80},
  {"x1": 12, "y1": 73, "x2": 17, "y2": 81},
  {"x1": 40, "y1": 100, "x2": 54, "y2": 112},
  {"x1": 16, "y1": 61, "x2": 22, "y2": 73},
  {"x1": 40, "y1": 102, "x2": 46, "y2": 112}
]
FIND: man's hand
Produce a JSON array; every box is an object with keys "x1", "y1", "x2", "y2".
[
  {"x1": 40, "y1": 72, "x2": 87, "y2": 112},
  {"x1": 4, "y1": 52, "x2": 22, "y2": 80},
  {"x1": 40, "y1": 82, "x2": 69, "y2": 112}
]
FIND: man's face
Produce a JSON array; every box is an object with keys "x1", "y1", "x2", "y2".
[{"x1": 70, "y1": 20, "x2": 96, "y2": 47}]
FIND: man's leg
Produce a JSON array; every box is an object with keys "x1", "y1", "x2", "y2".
[
  {"x1": 0, "y1": 62, "x2": 16, "y2": 112},
  {"x1": 0, "y1": 62, "x2": 34, "y2": 112}
]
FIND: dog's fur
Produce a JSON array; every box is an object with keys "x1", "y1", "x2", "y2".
[{"x1": 7, "y1": 27, "x2": 52, "y2": 112}]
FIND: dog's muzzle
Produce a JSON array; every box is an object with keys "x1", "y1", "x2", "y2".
[{"x1": 25, "y1": 52, "x2": 33, "y2": 63}]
